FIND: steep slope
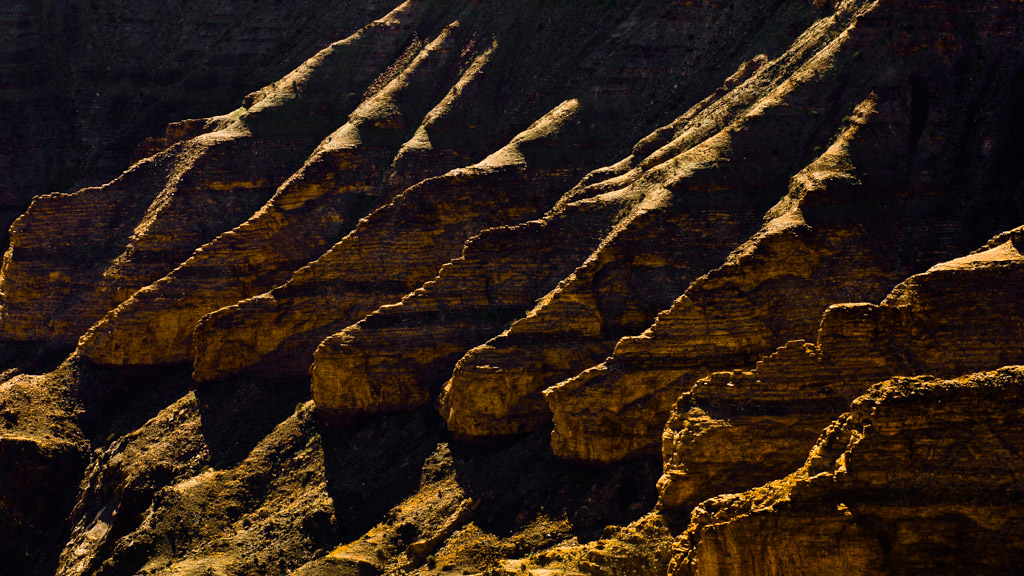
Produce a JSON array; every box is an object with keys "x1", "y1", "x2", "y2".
[
  {"x1": 658, "y1": 228, "x2": 1024, "y2": 509},
  {"x1": 309, "y1": 187, "x2": 634, "y2": 421},
  {"x1": 304, "y1": 0, "x2": 842, "y2": 427},
  {"x1": 53, "y1": 0, "x2": 823, "y2": 381},
  {"x1": 671, "y1": 366, "x2": 1024, "y2": 576},
  {"x1": 77, "y1": 21, "x2": 486, "y2": 367},
  {"x1": 1, "y1": 1, "x2": 1024, "y2": 575},
  {"x1": 0, "y1": 0, "x2": 400, "y2": 250},
  {"x1": 191, "y1": 99, "x2": 586, "y2": 381},
  {"x1": 438, "y1": 6, "x2": 867, "y2": 442},
  {"x1": 543, "y1": 0, "x2": 1024, "y2": 462},
  {"x1": 0, "y1": 1, "x2": 431, "y2": 348}
]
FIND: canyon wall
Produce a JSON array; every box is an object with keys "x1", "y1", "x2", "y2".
[{"x1": 1, "y1": 1, "x2": 1023, "y2": 575}]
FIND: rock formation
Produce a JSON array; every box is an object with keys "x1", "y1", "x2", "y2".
[
  {"x1": 77, "y1": 20, "x2": 489, "y2": 367},
  {"x1": 1, "y1": 0, "x2": 1023, "y2": 575},
  {"x1": 0, "y1": 0, "x2": 400, "y2": 251},
  {"x1": 192, "y1": 98, "x2": 587, "y2": 381},
  {"x1": 658, "y1": 228, "x2": 1024, "y2": 509},
  {"x1": 0, "y1": 365, "x2": 87, "y2": 575},
  {"x1": 542, "y1": 0, "x2": 1024, "y2": 461},
  {"x1": 0, "y1": 0, "x2": 432, "y2": 348},
  {"x1": 310, "y1": 190, "x2": 631, "y2": 421},
  {"x1": 671, "y1": 366, "x2": 1024, "y2": 575}
]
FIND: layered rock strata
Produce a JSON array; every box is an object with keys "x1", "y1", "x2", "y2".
[
  {"x1": 671, "y1": 366, "x2": 1024, "y2": 576},
  {"x1": 2, "y1": 0, "x2": 1024, "y2": 574},
  {"x1": 192, "y1": 99, "x2": 587, "y2": 381},
  {"x1": 0, "y1": 0, "x2": 400, "y2": 199},
  {"x1": 0, "y1": 0, "x2": 404, "y2": 262},
  {"x1": 77, "y1": 22, "x2": 489, "y2": 367},
  {"x1": 542, "y1": 0, "x2": 1024, "y2": 463},
  {"x1": 308, "y1": 50, "x2": 786, "y2": 424},
  {"x1": 437, "y1": 8, "x2": 865, "y2": 440},
  {"x1": 310, "y1": 193, "x2": 632, "y2": 421},
  {"x1": 58, "y1": 0, "x2": 823, "y2": 381},
  {"x1": 0, "y1": 1, "x2": 430, "y2": 348},
  {"x1": 658, "y1": 229, "x2": 1024, "y2": 509},
  {"x1": 304, "y1": 0, "x2": 860, "y2": 427}
]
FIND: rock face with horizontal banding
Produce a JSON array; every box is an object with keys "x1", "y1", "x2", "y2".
[
  {"x1": 540, "y1": 0, "x2": 1024, "y2": 462},
  {"x1": 671, "y1": 366, "x2": 1024, "y2": 576},
  {"x1": 77, "y1": 21, "x2": 487, "y2": 367},
  {"x1": 1, "y1": 1, "x2": 1024, "y2": 575},
  {"x1": 0, "y1": 1, "x2": 432, "y2": 348},
  {"x1": 192, "y1": 99, "x2": 589, "y2": 381},
  {"x1": 657, "y1": 228, "x2": 1024, "y2": 510}
]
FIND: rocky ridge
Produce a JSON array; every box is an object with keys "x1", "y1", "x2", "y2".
[
  {"x1": 1, "y1": 0, "x2": 1024, "y2": 575},
  {"x1": 671, "y1": 366, "x2": 1024, "y2": 575},
  {"x1": 0, "y1": 0, "x2": 401, "y2": 252},
  {"x1": 542, "y1": 0, "x2": 1024, "y2": 463},
  {"x1": 658, "y1": 228, "x2": 1024, "y2": 510}
]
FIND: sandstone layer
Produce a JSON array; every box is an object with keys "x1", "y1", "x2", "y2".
[
  {"x1": 0, "y1": 1, "x2": 431, "y2": 348},
  {"x1": 56, "y1": 0, "x2": 819, "y2": 381},
  {"x1": 658, "y1": 228, "x2": 1024, "y2": 509},
  {"x1": 308, "y1": 49, "x2": 781, "y2": 424},
  {"x1": 77, "y1": 21, "x2": 489, "y2": 367},
  {"x1": 542, "y1": 0, "x2": 1024, "y2": 463},
  {"x1": 672, "y1": 366, "x2": 1024, "y2": 576},
  {"x1": 1, "y1": 1, "x2": 1023, "y2": 575},
  {"x1": 310, "y1": 192, "x2": 631, "y2": 421},
  {"x1": 310, "y1": 0, "x2": 848, "y2": 427},
  {"x1": 0, "y1": 0, "x2": 400, "y2": 252},
  {"x1": 438, "y1": 5, "x2": 867, "y2": 442},
  {"x1": 192, "y1": 99, "x2": 586, "y2": 381}
]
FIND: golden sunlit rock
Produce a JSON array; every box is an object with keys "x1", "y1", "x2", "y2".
[{"x1": 1, "y1": 0, "x2": 1023, "y2": 574}]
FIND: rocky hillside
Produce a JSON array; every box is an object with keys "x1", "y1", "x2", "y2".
[{"x1": 2, "y1": 1, "x2": 1023, "y2": 575}]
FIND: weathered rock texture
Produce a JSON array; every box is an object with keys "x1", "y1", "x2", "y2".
[
  {"x1": 0, "y1": 0, "x2": 399, "y2": 250},
  {"x1": 440, "y1": 9, "x2": 867, "y2": 442},
  {"x1": 671, "y1": 366, "x2": 1024, "y2": 576},
  {"x1": 192, "y1": 99, "x2": 587, "y2": 381},
  {"x1": 658, "y1": 228, "x2": 1024, "y2": 509},
  {"x1": 308, "y1": 0, "x2": 833, "y2": 425},
  {"x1": 0, "y1": 363, "x2": 87, "y2": 576},
  {"x1": 1, "y1": 1, "x2": 432, "y2": 348},
  {"x1": 310, "y1": 191, "x2": 632, "y2": 421},
  {"x1": 77, "y1": 20, "x2": 490, "y2": 367},
  {"x1": 2, "y1": 0, "x2": 1024, "y2": 575},
  {"x1": 32, "y1": 0, "x2": 825, "y2": 382},
  {"x1": 542, "y1": 0, "x2": 1024, "y2": 463}
]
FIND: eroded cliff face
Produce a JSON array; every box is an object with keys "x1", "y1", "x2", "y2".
[
  {"x1": 671, "y1": 366, "x2": 1024, "y2": 576},
  {"x1": 657, "y1": 229, "x2": 1024, "y2": 510},
  {"x1": 2, "y1": 0, "x2": 1024, "y2": 575},
  {"x1": 0, "y1": 0, "x2": 400, "y2": 251},
  {"x1": 542, "y1": 0, "x2": 1024, "y2": 462}
]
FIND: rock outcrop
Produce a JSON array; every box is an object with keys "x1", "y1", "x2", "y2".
[
  {"x1": 438, "y1": 6, "x2": 863, "y2": 442},
  {"x1": 0, "y1": 0, "x2": 400, "y2": 251},
  {"x1": 192, "y1": 99, "x2": 587, "y2": 381},
  {"x1": 0, "y1": 1, "x2": 431, "y2": 348},
  {"x1": 658, "y1": 228, "x2": 1024, "y2": 509},
  {"x1": 542, "y1": 0, "x2": 1024, "y2": 463},
  {"x1": 309, "y1": 0, "x2": 861, "y2": 428},
  {"x1": 55, "y1": 0, "x2": 821, "y2": 382},
  {"x1": 671, "y1": 366, "x2": 1024, "y2": 576},
  {"x1": 310, "y1": 190, "x2": 632, "y2": 421},
  {"x1": 77, "y1": 21, "x2": 489, "y2": 367},
  {"x1": 2, "y1": 0, "x2": 1024, "y2": 574},
  {"x1": 0, "y1": 365, "x2": 87, "y2": 575}
]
